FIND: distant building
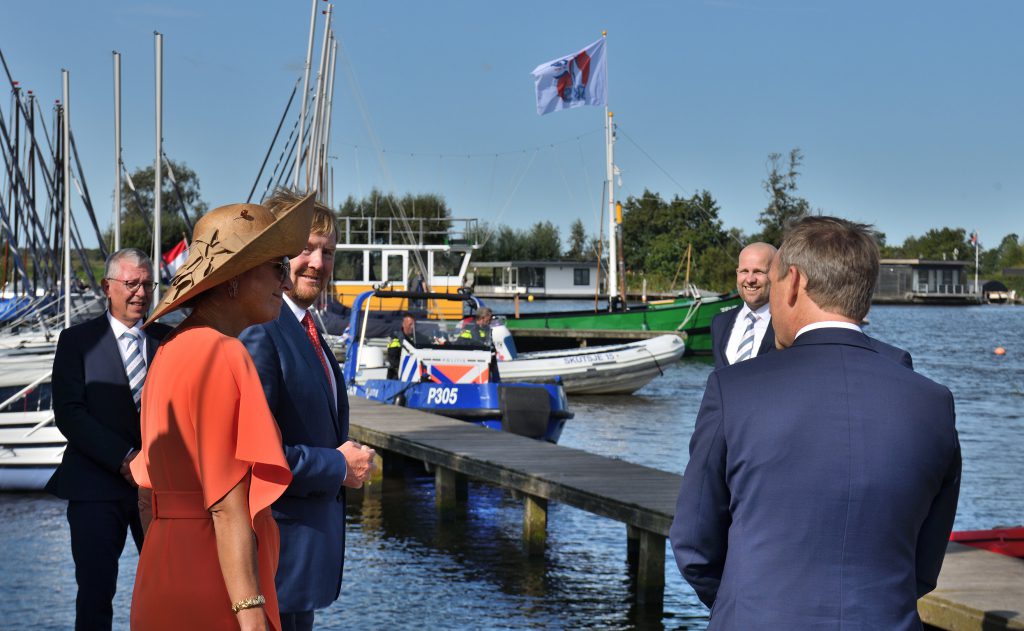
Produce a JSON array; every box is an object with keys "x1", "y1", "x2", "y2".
[
  {"x1": 468, "y1": 260, "x2": 603, "y2": 298},
  {"x1": 875, "y1": 258, "x2": 980, "y2": 304}
]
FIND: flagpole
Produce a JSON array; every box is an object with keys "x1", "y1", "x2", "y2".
[
  {"x1": 974, "y1": 230, "x2": 979, "y2": 297},
  {"x1": 154, "y1": 31, "x2": 163, "y2": 306},
  {"x1": 602, "y1": 31, "x2": 617, "y2": 308}
]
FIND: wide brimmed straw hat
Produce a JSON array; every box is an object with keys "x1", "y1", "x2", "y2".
[{"x1": 146, "y1": 193, "x2": 315, "y2": 325}]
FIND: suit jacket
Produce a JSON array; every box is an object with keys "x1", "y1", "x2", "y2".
[
  {"x1": 241, "y1": 306, "x2": 349, "y2": 613},
  {"x1": 47, "y1": 313, "x2": 171, "y2": 501},
  {"x1": 670, "y1": 327, "x2": 960, "y2": 630},
  {"x1": 710, "y1": 306, "x2": 775, "y2": 369}
]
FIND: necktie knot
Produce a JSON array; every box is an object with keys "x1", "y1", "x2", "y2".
[{"x1": 746, "y1": 312, "x2": 758, "y2": 325}]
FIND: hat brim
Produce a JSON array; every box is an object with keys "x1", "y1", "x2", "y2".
[{"x1": 145, "y1": 193, "x2": 316, "y2": 325}]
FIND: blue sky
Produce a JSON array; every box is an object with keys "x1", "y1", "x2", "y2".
[{"x1": 3, "y1": 1, "x2": 1021, "y2": 250}]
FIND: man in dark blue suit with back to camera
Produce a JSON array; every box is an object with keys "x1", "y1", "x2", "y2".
[
  {"x1": 48, "y1": 248, "x2": 172, "y2": 630},
  {"x1": 241, "y1": 189, "x2": 375, "y2": 631},
  {"x1": 670, "y1": 216, "x2": 960, "y2": 630}
]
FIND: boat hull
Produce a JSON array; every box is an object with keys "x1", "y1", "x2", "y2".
[
  {"x1": 498, "y1": 334, "x2": 686, "y2": 395},
  {"x1": 503, "y1": 293, "x2": 741, "y2": 355},
  {"x1": 350, "y1": 380, "x2": 570, "y2": 443},
  {"x1": 950, "y1": 527, "x2": 1024, "y2": 559}
]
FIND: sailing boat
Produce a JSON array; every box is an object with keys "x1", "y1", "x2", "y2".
[{"x1": 504, "y1": 37, "x2": 742, "y2": 354}]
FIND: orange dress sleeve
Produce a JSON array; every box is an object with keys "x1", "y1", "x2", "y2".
[{"x1": 194, "y1": 336, "x2": 291, "y2": 523}]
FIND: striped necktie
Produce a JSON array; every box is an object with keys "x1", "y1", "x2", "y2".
[
  {"x1": 734, "y1": 312, "x2": 759, "y2": 363},
  {"x1": 121, "y1": 329, "x2": 146, "y2": 411}
]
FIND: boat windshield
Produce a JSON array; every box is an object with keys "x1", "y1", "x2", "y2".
[{"x1": 401, "y1": 316, "x2": 493, "y2": 351}]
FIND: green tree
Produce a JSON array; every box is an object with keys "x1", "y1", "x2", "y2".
[
  {"x1": 756, "y1": 148, "x2": 811, "y2": 246},
  {"x1": 337, "y1": 188, "x2": 452, "y2": 246},
  {"x1": 524, "y1": 221, "x2": 562, "y2": 260},
  {"x1": 619, "y1": 189, "x2": 739, "y2": 292},
  {"x1": 106, "y1": 160, "x2": 206, "y2": 256},
  {"x1": 565, "y1": 218, "x2": 589, "y2": 260},
  {"x1": 896, "y1": 228, "x2": 971, "y2": 261}
]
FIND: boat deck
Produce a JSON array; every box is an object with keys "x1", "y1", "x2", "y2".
[{"x1": 348, "y1": 397, "x2": 1024, "y2": 626}]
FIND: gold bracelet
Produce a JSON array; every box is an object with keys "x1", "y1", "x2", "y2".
[{"x1": 231, "y1": 594, "x2": 266, "y2": 614}]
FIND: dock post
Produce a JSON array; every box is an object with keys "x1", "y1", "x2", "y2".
[
  {"x1": 626, "y1": 524, "x2": 640, "y2": 574},
  {"x1": 434, "y1": 466, "x2": 458, "y2": 520},
  {"x1": 635, "y1": 529, "x2": 665, "y2": 606},
  {"x1": 523, "y1": 494, "x2": 547, "y2": 556}
]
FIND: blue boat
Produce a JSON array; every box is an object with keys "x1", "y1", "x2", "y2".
[{"x1": 342, "y1": 289, "x2": 572, "y2": 443}]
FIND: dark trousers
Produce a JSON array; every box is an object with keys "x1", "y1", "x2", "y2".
[
  {"x1": 67, "y1": 497, "x2": 143, "y2": 631},
  {"x1": 280, "y1": 610, "x2": 315, "y2": 631}
]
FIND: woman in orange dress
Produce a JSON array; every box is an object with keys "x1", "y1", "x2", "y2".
[{"x1": 129, "y1": 195, "x2": 315, "y2": 631}]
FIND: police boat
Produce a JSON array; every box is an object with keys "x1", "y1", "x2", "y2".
[{"x1": 343, "y1": 289, "x2": 572, "y2": 443}]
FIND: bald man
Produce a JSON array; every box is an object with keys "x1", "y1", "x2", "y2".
[{"x1": 710, "y1": 243, "x2": 777, "y2": 369}]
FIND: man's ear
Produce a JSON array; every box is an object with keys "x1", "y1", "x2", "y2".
[{"x1": 785, "y1": 265, "x2": 801, "y2": 307}]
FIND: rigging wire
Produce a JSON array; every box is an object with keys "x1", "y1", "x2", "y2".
[{"x1": 617, "y1": 126, "x2": 744, "y2": 248}]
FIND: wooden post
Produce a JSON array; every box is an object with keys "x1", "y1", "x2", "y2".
[
  {"x1": 626, "y1": 524, "x2": 640, "y2": 575},
  {"x1": 635, "y1": 529, "x2": 665, "y2": 606},
  {"x1": 523, "y1": 494, "x2": 547, "y2": 556},
  {"x1": 435, "y1": 466, "x2": 457, "y2": 519},
  {"x1": 514, "y1": 292, "x2": 520, "y2": 319}
]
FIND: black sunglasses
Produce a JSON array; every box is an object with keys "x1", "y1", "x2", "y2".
[{"x1": 268, "y1": 257, "x2": 290, "y2": 283}]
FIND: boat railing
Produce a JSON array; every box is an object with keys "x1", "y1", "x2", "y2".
[
  {"x1": 0, "y1": 370, "x2": 52, "y2": 412},
  {"x1": 339, "y1": 216, "x2": 480, "y2": 247}
]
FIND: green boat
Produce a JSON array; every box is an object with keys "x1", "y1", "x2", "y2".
[{"x1": 503, "y1": 292, "x2": 742, "y2": 355}]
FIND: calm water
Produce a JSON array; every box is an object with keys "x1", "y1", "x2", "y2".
[{"x1": 1, "y1": 305, "x2": 1021, "y2": 629}]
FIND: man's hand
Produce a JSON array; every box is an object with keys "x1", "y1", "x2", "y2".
[
  {"x1": 120, "y1": 449, "x2": 139, "y2": 487},
  {"x1": 338, "y1": 440, "x2": 377, "y2": 489}
]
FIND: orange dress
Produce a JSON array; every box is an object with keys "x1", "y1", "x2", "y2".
[{"x1": 129, "y1": 326, "x2": 292, "y2": 630}]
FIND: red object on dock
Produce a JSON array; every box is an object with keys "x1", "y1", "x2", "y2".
[{"x1": 949, "y1": 527, "x2": 1024, "y2": 559}]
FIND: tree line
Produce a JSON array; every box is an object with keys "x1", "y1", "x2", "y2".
[{"x1": 75, "y1": 153, "x2": 1024, "y2": 294}]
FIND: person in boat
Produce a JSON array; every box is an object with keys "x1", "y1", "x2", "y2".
[
  {"x1": 710, "y1": 243, "x2": 777, "y2": 368},
  {"x1": 128, "y1": 196, "x2": 315, "y2": 631},
  {"x1": 47, "y1": 247, "x2": 172, "y2": 631},
  {"x1": 456, "y1": 307, "x2": 494, "y2": 347},
  {"x1": 240, "y1": 189, "x2": 376, "y2": 631},
  {"x1": 387, "y1": 312, "x2": 431, "y2": 379},
  {"x1": 669, "y1": 216, "x2": 960, "y2": 630}
]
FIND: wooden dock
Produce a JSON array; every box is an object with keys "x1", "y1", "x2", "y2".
[{"x1": 348, "y1": 397, "x2": 1024, "y2": 626}]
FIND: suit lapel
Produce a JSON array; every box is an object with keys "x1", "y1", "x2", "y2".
[
  {"x1": 95, "y1": 315, "x2": 134, "y2": 408},
  {"x1": 280, "y1": 308, "x2": 340, "y2": 425}
]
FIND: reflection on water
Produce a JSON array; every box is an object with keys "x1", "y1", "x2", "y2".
[{"x1": 0, "y1": 305, "x2": 1021, "y2": 629}]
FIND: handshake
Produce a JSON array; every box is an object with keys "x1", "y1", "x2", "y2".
[{"x1": 338, "y1": 440, "x2": 377, "y2": 488}]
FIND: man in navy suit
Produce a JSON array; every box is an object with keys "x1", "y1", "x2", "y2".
[
  {"x1": 710, "y1": 243, "x2": 777, "y2": 369},
  {"x1": 241, "y1": 191, "x2": 375, "y2": 631},
  {"x1": 670, "y1": 216, "x2": 960, "y2": 630},
  {"x1": 48, "y1": 248, "x2": 171, "y2": 630}
]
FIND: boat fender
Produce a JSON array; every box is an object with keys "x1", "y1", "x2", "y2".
[{"x1": 498, "y1": 386, "x2": 550, "y2": 439}]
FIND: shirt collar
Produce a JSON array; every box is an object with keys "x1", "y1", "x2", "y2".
[
  {"x1": 738, "y1": 302, "x2": 771, "y2": 321},
  {"x1": 283, "y1": 294, "x2": 308, "y2": 322},
  {"x1": 106, "y1": 311, "x2": 143, "y2": 338},
  {"x1": 795, "y1": 320, "x2": 862, "y2": 339}
]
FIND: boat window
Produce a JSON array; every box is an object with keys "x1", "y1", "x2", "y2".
[
  {"x1": 369, "y1": 251, "x2": 382, "y2": 282},
  {"x1": 334, "y1": 252, "x2": 364, "y2": 282},
  {"x1": 384, "y1": 253, "x2": 404, "y2": 282},
  {"x1": 433, "y1": 251, "x2": 463, "y2": 277}
]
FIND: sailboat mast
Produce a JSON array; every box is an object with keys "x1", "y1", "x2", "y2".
[
  {"x1": 113, "y1": 51, "x2": 121, "y2": 251},
  {"x1": 306, "y1": 4, "x2": 332, "y2": 193},
  {"x1": 62, "y1": 69, "x2": 71, "y2": 328},
  {"x1": 153, "y1": 32, "x2": 163, "y2": 305},
  {"x1": 293, "y1": 0, "x2": 318, "y2": 189},
  {"x1": 603, "y1": 32, "x2": 617, "y2": 306}
]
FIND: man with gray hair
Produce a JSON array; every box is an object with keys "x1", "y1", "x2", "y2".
[
  {"x1": 48, "y1": 248, "x2": 172, "y2": 629},
  {"x1": 670, "y1": 216, "x2": 960, "y2": 629}
]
